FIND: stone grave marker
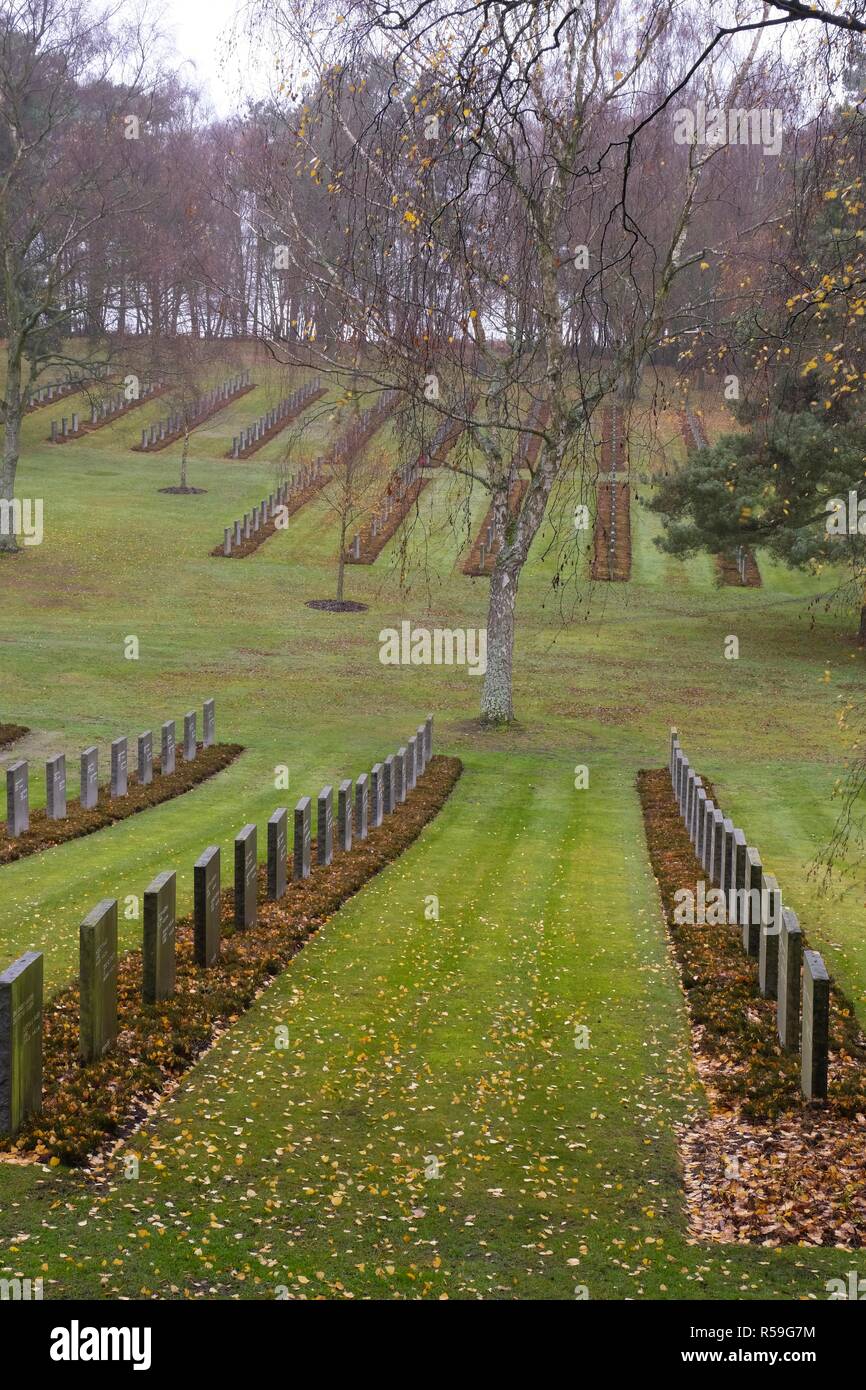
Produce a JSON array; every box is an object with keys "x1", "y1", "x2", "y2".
[
  {"x1": 161, "y1": 720, "x2": 176, "y2": 775},
  {"x1": 743, "y1": 847, "x2": 762, "y2": 957},
  {"x1": 395, "y1": 749, "x2": 406, "y2": 804},
  {"x1": 235, "y1": 824, "x2": 258, "y2": 928},
  {"x1": 203, "y1": 698, "x2": 216, "y2": 747},
  {"x1": 424, "y1": 715, "x2": 433, "y2": 762},
  {"x1": 137, "y1": 731, "x2": 153, "y2": 786},
  {"x1": 693, "y1": 786, "x2": 706, "y2": 855},
  {"x1": 110, "y1": 737, "x2": 128, "y2": 798},
  {"x1": 338, "y1": 780, "x2": 353, "y2": 853},
  {"x1": 5, "y1": 761, "x2": 29, "y2": 836},
  {"x1": 720, "y1": 820, "x2": 735, "y2": 915},
  {"x1": 194, "y1": 846, "x2": 221, "y2": 967},
  {"x1": 143, "y1": 870, "x2": 176, "y2": 1003},
  {"x1": 294, "y1": 797, "x2": 311, "y2": 880},
  {"x1": 370, "y1": 764, "x2": 383, "y2": 827},
  {"x1": 801, "y1": 950, "x2": 830, "y2": 1101},
  {"x1": 355, "y1": 773, "x2": 369, "y2": 840},
  {"x1": 80, "y1": 747, "x2": 98, "y2": 810},
  {"x1": 758, "y1": 873, "x2": 782, "y2": 998},
  {"x1": 183, "y1": 711, "x2": 197, "y2": 761},
  {"x1": 267, "y1": 809, "x2": 288, "y2": 900},
  {"x1": 46, "y1": 754, "x2": 66, "y2": 820},
  {"x1": 731, "y1": 829, "x2": 747, "y2": 927},
  {"x1": 383, "y1": 757, "x2": 395, "y2": 816},
  {"x1": 709, "y1": 808, "x2": 724, "y2": 885},
  {"x1": 777, "y1": 906, "x2": 802, "y2": 1053},
  {"x1": 317, "y1": 787, "x2": 333, "y2": 866},
  {"x1": 79, "y1": 899, "x2": 118, "y2": 1061},
  {"x1": 0, "y1": 950, "x2": 43, "y2": 1137},
  {"x1": 416, "y1": 724, "x2": 427, "y2": 776},
  {"x1": 700, "y1": 800, "x2": 715, "y2": 875},
  {"x1": 407, "y1": 738, "x2": 417, "y2": 791}
]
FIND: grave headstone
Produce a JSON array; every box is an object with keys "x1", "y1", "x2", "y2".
[
  {"x1": 407, "y1": 738, "x2": 417, "y2": 791},
  {"x1": 317, "y1": 787, "x2": 333, "y2": 867},
  {"x1": 416, "y1": 724, "x2": 427, "y2": 775},
  {"x1": 355, "y1": 773, "x2": 369, "y2": 840},
  {"x1": 0, "y1": 950, "x2": 43, "y2": 1137},
  {"x1": 743, "y1": 847, "x2": 762, "y2": 957},
  {"x1": 5, "y1": 760, "x2": 29, "y2": 836},
  {"x1": 267, "y1": 808, "x2": 288, "y2": 900},
  {"x1": 701, "y1": 799, "x2": 715, "y2": 874},
  {"x1": 137, "y1": 731, "x2": 153, "y2": 786},
  {"x1": 720, "y1": 819, "x2": 735, "y2": 913},
  {"x1": 731, "y1": 830, "x2": 747, "y2": 927},
  {"x1": 202, "y1": 698, "x2": 215, "y2": 748},
  {"x1": 234, "y1": 824, "x2": 258, "y2": 928},
  {"x1": 143, "y1": 870, "x2": 176, "y2": 1003},
  {"x1": 801, "y1": 950, "x2": 830, "y2": 1101},
  {"x1": 161, "y1": 720, "x2": 176, "y2": 776},
  {"x1": 110, "y1": 737, "x2": 128, "y2": 798},
  {"x1": 395, "y1": 749, "x2": 406, "y2": 804},
  {"x1": 709, "y1": 808, "x2": 724, "y2": 885},
  {"x1": 194, "y1": 846, "x2": 221, "y2": 967},
  {"x1": 758, "y1": 873, "x2": 782, "y2": 998},
  {"x1": 777, "y1": 906, "x2": 802, "y2": 1053},
  {"x1": 338, "y1": 780, "x2": 353, "y2": 853},
  {"x1": 80, "y1": 746, "x2": 98, "y2": 810},
  {"x1": 294, "y1": 797, "x2": 311, "y2": 880},
  {"x1": 183, "y1": 711, "x2": 197, "y2": 761},
  {"x1": 46, "y1": 753, "x2": 67, "y2": 820},
  {"x1": 693, "y1": 785, "x2": 706, "y2": 852},
  {"x1": 424, "y1": 715, "x2": 433, "y2": 762},
  {"x1": 79, "y1": 899, "x2": 118, "y2": 1061},
  {"x1": 370, "y1": 764, "x2": 383, "y2": 827}
]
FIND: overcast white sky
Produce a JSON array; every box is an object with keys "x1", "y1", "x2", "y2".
[{"x1": 160, "y1": 0, "x2": 260, "y2": 116}]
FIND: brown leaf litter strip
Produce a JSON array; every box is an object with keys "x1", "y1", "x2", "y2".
[{"x1": 638, "y1": 767, "x2": 866, "y2": 1248}]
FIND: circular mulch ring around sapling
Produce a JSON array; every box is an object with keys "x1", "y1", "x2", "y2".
[
  {"x1": 305, "y1": 598, "x2": 369, "y2": 613},
  {"x1": 158, "y1": 486, "x2": 208, "y2": 495}
]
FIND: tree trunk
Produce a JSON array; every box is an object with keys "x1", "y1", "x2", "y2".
[
  {"x1": 0, "y1": 349, "x2": 22, "y2": 555},
  {"x1": 859, "y1": 592, "x2": 866, "y2": 646},
  {"x1": 180, "y1": 433, "x2": 189, "y2": 490},
  {"x1": 336, "y1": 514, "x2": 347, "y2": 601},
  {"x1": 481, "y1": 558, "x2": 518, "y2": 723}
]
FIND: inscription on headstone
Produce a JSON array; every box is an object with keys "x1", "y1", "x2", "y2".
[
  {"x1": 267, "y1": 809, "x2": 288, "y2": 900},
  {"x1": 183, "y1": 710, "x2": 197, "y2": 761},
  {"x1": 79, "y1": 899, "x2": 118, "y2": 1060},
  {"x1": 80, "y1": 746, "x2": 99, "y2": 810},
  {"x1": 194, "y1": 846, "x2": 221, "y2": 967},
  {"x1": 317, "y1": 787, "x2": 333, "y2": 866},
  {"x1": 137, "y1": 731, "x2": 153, "y2": 786},
  {"x1": 370, "y1": 764, "x2": 383, "y2": 827},
  {"x1": 776, "y1": 906, "x2": 802, "y2": 1053},
  {"x1": 235, "y1": 824, "x2": 258, "y2": 928},
  {"x1": 203, "y1": 698, "x2": 216, "y2": 747},
  {"x1": 355, "y1": 773, "x2": 369, "y2": 840},
  {"x1": 46, "y1": 754, "x2": 66, "y2": 820},
  {"x1": 337, "y1": 780, "x2": 353, "y2": 853},
  {"x1": 0, "y1": 950, "x2": 43, "y2": 1137},
  {"x1": 801, "y1": 950, "x2": 830, "y2": 1101},
  {"x1": 161, "y1": 720, "x2": 176, "y2": 776},
  {"x1": 143, "y1": 871, "x2": 176, "y2": 1003},
  {"x1": 5, "y1": 760, "x2": 29, "y2": 836},
  {"x1": 110, "y1": 737, "x2": 128, "y2": 798},
  {"x1": 294, "y1": 797, "x2": 311, "y2": 880}
]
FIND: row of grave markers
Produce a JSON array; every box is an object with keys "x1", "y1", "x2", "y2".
[
  {"x1": 669, "y1": 728, "x2": 829, "y2": 1102},
  {"x1": 137, "y1": 372, "x2": 251, "y2": 450},
  {"x1": 348, "y1": 457, "x2": 424, "y2": 560},
  {"x1": 222, "y1": 468, "x2": 325, "y2": 554},
  {"x1": 0, "y1": 715, "x2": 433, "y2": 1138},
  {"x1": 230, "y1": 379, "x2": 323, "y2": 457},
  {"x1": 49, "y1": 380, "x2": 165, "y2": 442},
  {"x1": 26, "y1": 364, "x2": 109, "y2": 411},
  {"x1": 4, "y1": 700, "x2": 216, "y2": 838}
]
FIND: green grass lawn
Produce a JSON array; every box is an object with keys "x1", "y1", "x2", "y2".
[{"x1": 0, "y1": 367, "x2": 862, "y2": 1300}]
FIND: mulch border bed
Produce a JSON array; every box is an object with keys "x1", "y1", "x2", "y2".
[
  {"x1": 638, "y1": 766, "x2": 866, "y2": 1247},
  {"x1": 347, "y1": 475, "x2": 431, "y2": 564},
  {"x1": 129, "y1": 384, "x2": 255, "y2": 453},
  {"x1": 716, "y1": 550, "x2": 762, "y2": 587},
  {"x1": 590, "y1": 480, "x2": 632, "y2": 581},
  {"x1": 226, "y1": 386, "x2": 328, "y2": 458},
  {"x1": 0, "y1": 723, "x2": 29, "y2": 750},
  {"x1": 0, "y1": 743, "x2": 243, "y2": 866},
  {"x1": 1, "y1": 754, "x2": 463, "y2": 1166}
]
